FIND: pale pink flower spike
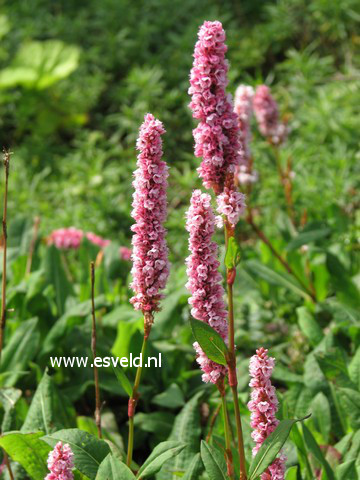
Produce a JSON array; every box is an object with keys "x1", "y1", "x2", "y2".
[
  {"x1": 248, "y1": 347, "x2": 286, "y2": 480},
  {"x1": 130, "y1": 113, "x2": 170, "y2": 314},
  {"x1": 185, "y1": 190, "x2": 228, "y2": 384},
  {"x1": 188, "y1": 21, "x2": 242, "y2": 193},
  {"x1": 253, "y1": 85, "x2": 287, "y2": 145},
  {"x1": 45, "y1": 441, "x2": 74, "y2": 480}
]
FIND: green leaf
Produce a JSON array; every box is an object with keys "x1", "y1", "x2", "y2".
[
  {"x1": 200, "y1": 441, "x2": 227, "y2": 480},
  {"x1": 0, "y1": 40, "x2": 80, "y2": 89},
  {"x1": 156, "y1": 392, "x2": 203, "y2": 480},
  {"x1": 0, "y1": 387, "x2": 22, "y2": 432},
  {"x1": 297, "y1": 307, "x2": 323, "y2": 346},
  {"x1": 326, "y1": 253, "x2": 360, "y2": 308},
  {"x1": 302, "y1": 424, "x2": 335, "y2": 480},
  {"x1": 183, "y1": 453, "x2": 203, "y2": 480},
  {"x1": 112, "y1": 364, "x2": 133, "y2": 397},
  {"x1": 286, "y1": 228, "x2": 330, "y2": 251},
  {"x1": 315, "y1": 349, "x2": 354, "y2": 388},
  {"x1": 152, "y1": 383, "x2": 185, "y2": 409},
  {"x1": 136, "y1": 441, "x2": 186, "y2": 479},
  {"x1": 311, "y1": 392, "x2": 331, "y2": 443},
  {"x1": 349, "y1": 347, "x2": 360, "y2": 391},
  {"x1": 336, "y1": 460, "x2": 357, "y2": 480},
  {"x1": 96, "y1": 453, "x2": 135, "y2": 479},
  {"x1": 0, "y1": 317, "x2": 40, "y2": 386},
  {"x1": 244, "y1": 260, "x2": 311, "y2": 300},
  {"x1": 285, "y1": 466, "x2": 298, "y2": 480},
  {"x1": 21, "y1": 370, "x2": 74, "y2": 434},
  {"x1": 190, "y1": 318, "x2": 228, "y2": 366},
  {"x1": 0, "y1": 432, "x2": 50, "y2": 479},
  {"x1": 336, "y1": 388, "x2": 360, "y2": 429},
  {"x1": 42, "y1": 428, "x2": 110, "y2": 480},
  {"x1": 42, "y1": 245, "x2": 74, "y2": 316},
  {"x1": 249, "y1": 417, "x2": 310, "y2": 480},
  {"x1": 225, "y1": 237, "x2": 241, "y2": 269}
]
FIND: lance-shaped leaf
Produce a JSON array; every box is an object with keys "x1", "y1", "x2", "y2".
[
  {"x1": 136, "y1": 441, "x2": 186, "y2": 478},
  {"x1": 96, "y1": 453, "x2": 135, "y2": 479},
  {"x1": 190, "y1": 318, "x2": 228, "y2": 366},
  {"x1": 200, "y1": 441, "x2": 227, "y2": 480}
]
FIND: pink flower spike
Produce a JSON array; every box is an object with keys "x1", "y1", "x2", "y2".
[
  {"x1": 120, "y1": 246, "x2": 132, "y2": 261},
  {"x1": 130, "y1": 113, "x2": 170, "y2": 314},
  {"x1": 45, "y1": 441, "x2": 74, "y2": 480},
  {"x1": 216, "y1": 185, "x2": 246, "y2": 227},
  {"x1": 86, "y1": 232, "x2": 110, "y2": 248},
  {"x1": 248, "y1": 347, "x2": 286, "y2": 479},
  {"x1": 189, "y1": 21, "x2": 242, "y2": 193},
  {"x1": 185, "y1": 190, "x2": 228, "y2": 383},
  {"x1": 253, "y1": 85, "x2": 287, "y2": 145},
  {"x1": 48, "y1": 227, "x2": 84, "y2": 250},
  {"x1": 234, "y1": 85, "x2": 254, "y2": 167}
]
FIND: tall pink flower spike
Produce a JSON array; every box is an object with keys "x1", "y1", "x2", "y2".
[
  {"x1": 188, "y1": 21, "x2": 242, "y2": 194},
  {"x1": 234, "y1": 84, "x2": 254, "y2": 167},
  {"x1": 45, "y1": 441, "x2": 74, "y2": 480},
  {"x1": 130, "y1": 113, "x2": 170, "y2": 319},
  {"x1": 253, "y1": 85, "x2": 287, "y2": 145},
  {"x1": 185, "y1": 190, "x2": 228, "y2": 383},
  {"x1": 248, "y1": 347, "x2": 286, "y2": 480}
]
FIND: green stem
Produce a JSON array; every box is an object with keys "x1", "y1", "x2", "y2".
[
  {"x1": 219, "y1": 387, "x2": 234, "y2": 479},
  {"x1": 227, "y1": 280, "x2": 247, "y2": 480},
  {"x1": 126, "y1": 334, "x2": 148, "y2": 467},
  {"x1": 224, "y1": 224, "x2": 247, "y2": 480}
]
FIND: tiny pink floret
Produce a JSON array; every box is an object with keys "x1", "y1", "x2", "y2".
[
  {"x1": 185, "y1": 190, "x2": 228, "y2": 383},
  {"x1": 189, "y1": 21, "x2": 242, "y2": 192},
  {"x1": 130, "y1": 113, "x2": 169, "y2": 313},
  {"x1": 248, "y1": 347, "x2": 286, "y2": 479},
  {"x1": 45, "y1": 441, "x2": 74, "y2": 480},
  {"x1": 253, "y1": 85, "x2": 287, "y2": 145},
  {"x1": 216, "y1": 186, "x2": 246, "y2": 226}
]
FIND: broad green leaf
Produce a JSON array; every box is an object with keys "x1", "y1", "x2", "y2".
[
  {"x1": 297, "y1": 307, "x2": 323, "y2": 346},
  {"x1": 311, "y1": 392, "x2": 331, "y2": 443},
  {"x1": 96, "y1": 453, "x2": 135, "y2": 479},
  {"x1": 285, "y1": 466, "x2": 298, "y2": 479},
  {"x1": 336, "y1": 388, "x2": 360, "y2": 429},
  {"x1": 21, "y1": 370, "x2": 74, "y2": 434},
  {"x1": 244, "y1": 260, "x2": 310, "y2": 300},
  {"x1": 42, "y1": 428, "x2": 110, "y2": 479},
  {"x1": 152, "y1": 383, "x2": 185, "y2": 409},
  {"x1": 336, "y1": 460, "x2": 357, "y2": 480},
  {"x1": 349, "y1": 347, "x2": 360, "y2": 391},
  {"x1": 183, "y1": 453, "x2": 203, "y2": 479},
  {"x1": 134, "y1": 412, "x2": 174, "y2": 439},
  {"x1": 225, "y1": 236, "x2": 241, "y2": 269},
  {"x1": 190, "y1": 318, "x2": 228, "y2": 366},
  {"x1": 315, "y1": 349, "x2": 354, "y2": 388},
  {"x1": 0, "y1": 317, "x2": 40, "y2": 386},
  {"x1": 136, "y1": 441, "x2": 186, "y2": 479},
  {"x1": 42, "y1": 245, "x2": 74, "y2": 316},
  {"x1": 286, "y1": 228, "x2": 330, "y2": 251},
  {"x1": 326, "y1": 253, "x2": 360, "y2": 308},
  {"x1": 200, "y1": 441, "x2": 227, "y2": 480},
  {"x1": 0, "y1": 432, "x2": 50, "y2": 479},
  {"x1": 249, "y1": 417, "x2": 310, "y2": 480},
  {"x1": 112, "y1": 364, "x2": 133, "y2": 397},
  {"x1": 156, "y1": 392, "x2": 203, "y2": 480},
  {"x1": 0, "y1": 40, "x2": 80, "y2": 89},
  {"x1": 0, "y1": 387, "x2": 22, "y2": 432},
  {"x1": 302, "y1": 424, "x2": 335, "y2": 480}
]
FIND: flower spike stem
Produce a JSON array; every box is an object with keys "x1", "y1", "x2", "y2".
[
  {"x1": 217, "y1": 379, "x2": 234, "y2": 479},
  {"x1": 126, "y1": 315, "x2": 151, "y2": 468},
  {"x1": 0, "y1": 149, "x2": 11, "y2": 361},
  {"x1": 90, "y1": 262, "x2": 102, "y2": 439},
  {"x1": 225, "y1": 224, "x2": 247, "y2": 480}
]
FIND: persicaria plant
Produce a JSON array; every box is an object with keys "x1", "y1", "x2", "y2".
[{"x1": 3, "y1": 15, "x2": 355, "y2": 480}]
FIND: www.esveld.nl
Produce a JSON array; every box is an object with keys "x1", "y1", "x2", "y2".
[{"x1": 49, "y1": 353, "x2": 162, "y2": 368}]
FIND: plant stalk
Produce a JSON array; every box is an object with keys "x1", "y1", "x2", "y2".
[
  {"x1": 224, "y1": 223, "x2": 247, "y2": 480},
  {"x1": 217, "y1": 380, "x2": 234, "y2": 479},
  {"x1": 90, "y1": 261, "x2": 102, "y2": 438},
  {"x1": 126, "y1": 330, "x2": 149, "y2": 467},
  {"x1": 0, "y1": 150, "x2": 10, "y2": 361},
  {"x1": 4, "y1": 452, "x2": 14, "y2": 480},
  {"x1": 25, "y1": 216, "x2": 40, "y2": 275}
]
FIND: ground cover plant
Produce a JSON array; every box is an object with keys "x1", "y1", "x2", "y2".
[{"x1": 0, "y1": 1, "x2": 359, "y2": 479}]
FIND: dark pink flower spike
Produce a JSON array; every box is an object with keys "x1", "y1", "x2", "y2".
[{"x1": 130, "y1": 114, "x2": 170, "y2": 315}]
